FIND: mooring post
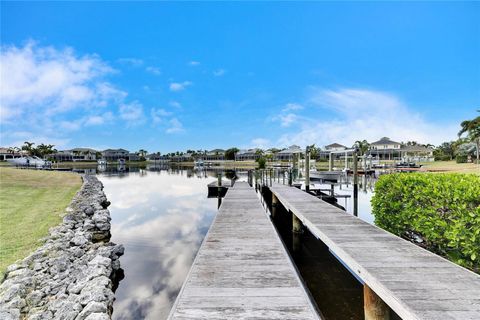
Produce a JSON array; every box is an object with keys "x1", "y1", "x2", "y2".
[
  {"x1": 270, "y1": 169, "x2": 273, "y2": 186},
  {"x1": 329, "y1": 152, "x2": 333, "y2": 171},
  {"x1": 271, "y1": 193, "x2": 278, "y2": 219},
  {"x1": 292, "y1": 212, "x2": 302, "y2": 253},
  {"x1": 305, "y1": 147, "x2": 310, "y2": 192},
  {"x1": 353, "y1": 151, "x2": 358, "y2": 217},
  {"x1": 288, "y1": 169, "x2": 293, "y2": 186},
  {"x1": 364, "y1": 285, "x2": 390, "y2": 320}
]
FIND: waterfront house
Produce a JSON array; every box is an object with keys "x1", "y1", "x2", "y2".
[
  {"x1": 275, "y1": 145, "x2": 304, "y2": 161},
  {"x1": 170, "y1": 153, "x2": 195, "y2": 162},
  {"x1": 0, "y1": 147, "x2": 25, "y2": 161},
  {"x1": 102, "y1": 149, "x2": 130, "y2": 162},
  {"x1": 369, "y1": 137, "x2": 402, "y2": 160},
  {"x1": 203, "y1": 149, "x2": 225, "y2": 161},
  {"x1": 324, "y1": 143, "x2": 347, "y2": 151},
  {"x1": 71, "y1": 148, "x2": 97, "y2": 161},
  {"x1": 400, "y1": 145, "x2": 434, "y2": 162},
  {"x1": 128, "y1": 153, "x2": 141, "y2": 161},
  {"x1": 235, "y1": 149, "x2": 262, "y2": 161},
  {"x1": 50, "y1": 148, "x2": 98, "y2": 162}
]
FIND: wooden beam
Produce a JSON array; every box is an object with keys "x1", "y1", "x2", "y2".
[{"x1": 364, "y1": 284, "x2": 390, "y2": 320}]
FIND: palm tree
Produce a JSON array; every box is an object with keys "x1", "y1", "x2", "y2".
[
  {"x1": 137, "y1": 149, "x2": 148, "y2": 157},
  {"x1": 458, "y1": 111, "x2": 480, "y2": 162},
  {"x1": 21, "y1": 141, "x2": 35, "y2": 156},
  {"x1": 354, "y1": 140, "x2": 370, "y2": 156}
]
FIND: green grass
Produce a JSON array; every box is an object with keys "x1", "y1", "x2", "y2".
[{"x1": 0, "y1": 168, "x2": 82, "y2": 277}]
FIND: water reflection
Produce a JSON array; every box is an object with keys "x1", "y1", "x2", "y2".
[
  {"x1": 310, "y1": 174, "x2": 377, "y2": 224},
  {"x1": 97, "y1": 168, "x2": 219, "y2": 320}
]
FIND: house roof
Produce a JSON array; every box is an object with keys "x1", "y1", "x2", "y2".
[
  {"x1": 325, "y1": 143, "x2": 347, "y2": 149},
  {"x1": 236, "y1": 148, "x2": 260, "y2": 155},
  {"x1": 400, "y1": 145, "x2": 434, "y2": 152},
  {"x1": 278, "y1": 145, "x2": 304, "y2": 154},
  {"x1": 71, "y1": 148, "x2": 97, "y2": 152},
  {"x1": 102, "y1": 148, "x2": 129, "y2": 153},
  {"x1": 208, "y1": 149, "x2": 225, "y2": 153},
  {"x1": 371, "y1": 137, "x2": 402, "y2": 145}
]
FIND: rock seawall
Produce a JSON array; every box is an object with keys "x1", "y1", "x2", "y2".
[{"x1": 0, "y1": 175, "x2": 123, "y2": 320}]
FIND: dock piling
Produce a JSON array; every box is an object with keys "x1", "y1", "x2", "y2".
[
  {"x1": 364, "y1": 285, "x2": 390, "y2": 320},
  {"x1": 353, "y1": 151, "x2": 358, "y2": 217}
]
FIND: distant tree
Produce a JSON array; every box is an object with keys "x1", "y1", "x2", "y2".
[
  {"x1": 354, "y1": 140, "x2": 370, "y2": 155},
  {"x1": 458, "y1": 111, "x2": 480, "y2": 162},
  {"x1": 306, "y1": 144, "x2": 319, "y2": 159},
  {"x1": 255, "y1": 149, "x2": 264, "y2": 155},
  {"x1": 256, "y1": 157, "x2": 266, "y2": 169},
  {"x1": 434, "y1": 141, "x2": 457, "y2": 160},
  {"x1": 137, "y1": 149, "x2": 148, "y2": 157},
  {"x1": 36, "y1": 144, "x2": 57, "y2": 158},
  {"x1": 21, "y1": 141, "x2": 35, "y2": 155},
  {"x1": 225, "y1": 148, "x2": 239, "y2": 160}
]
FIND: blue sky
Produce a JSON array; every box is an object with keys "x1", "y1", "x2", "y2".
[{"x1": 1, "y1": 2, "x2": 479, "y2": 153}]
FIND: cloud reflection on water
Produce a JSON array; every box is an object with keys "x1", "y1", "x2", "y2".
[{"x1": 98, "y1": 171, "x2": 217, "y2": 320}]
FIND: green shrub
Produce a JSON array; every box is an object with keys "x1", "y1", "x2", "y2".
[
  {"x1": 456, "y1": 154, "x2": 468, "y2": 163},
  {"x1": 371, "y1": 173, "x2": 480, "y2": 272},
  {"x1": 434, "y1": 155, "x2": 451, "y2": 161},
  {"x1": 256, "y1": 157, "x2": 266, "y2": 169}
]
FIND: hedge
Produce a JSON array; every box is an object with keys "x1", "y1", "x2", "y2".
[{"x1": 371, "y1": 173, "x2": 480, "y2": 272}]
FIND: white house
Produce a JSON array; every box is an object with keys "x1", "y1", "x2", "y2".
[{"x1": 324, "y1": 143, "x2": 347, "y2": 151}]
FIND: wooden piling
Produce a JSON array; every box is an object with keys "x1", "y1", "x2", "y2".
[
  {"x1": 364, "y1": 285, "x2": 390, "y2": 320},
  {"x1": 305, "y1": 148, "x2": 310, "y2": 192},
  {"x1": 329, "y1": 152, "x2": 333, "y2": 171},
  {"x1": 292, "y1": 213, "x2": 302, "y2": 253},
  {"x1": 271, "y1": 193, "x2": 278, "y2": 219},
  {"x1": 353, "y1": 151, "x2": 358, "y2": 217}
]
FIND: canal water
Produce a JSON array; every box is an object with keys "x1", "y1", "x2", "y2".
[
  {"x1": 69, "y1": 165, "x2": 378, "y2": 319},
  {"x1": 96, "y1": 166, "x2": 222, "y2": 320}
]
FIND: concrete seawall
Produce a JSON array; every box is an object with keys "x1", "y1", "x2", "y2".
[{"x1": 0, "y1": 175, "x2": 123, "y2": 320}]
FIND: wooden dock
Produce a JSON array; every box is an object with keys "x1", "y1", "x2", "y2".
[
  {"x1": 168, "y1": 181, "x2": 320, "y2": 319},
  {"x1": 268, "y1": 183, "x2": 480, "y2": 320}
]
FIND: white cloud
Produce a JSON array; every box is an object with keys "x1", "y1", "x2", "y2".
[
  {"x1": 213, "y1": 69, "x2": 226, "y2": 77},
  {"x1": 151, "y1": 108, "x2": 172, "y2": 124},
  {"x1": 188, "y1": 61, "x2": 200, "y2": 66},
  {"x1": 277, "y1": 113, "x2": 299, "y2": 127},
  {"x1": 85, "y1": 112, "x2": 114, "y2": 126},
  {"x1": 146, "y1": 66, "x2": 161, "y2": 75},
  {"x1": 271, "y1": 103, "x2": 304, "y2": 127},
  {"x1": 283, "y1": 103, "x2": 303, "y2": 112},
  {"x1": 250, "y1": 138, "x2": 270, "y2": 149},
  {"x1": 119, "y1": 101, "x2": 145, "y2": 125},
  {"x1": 117, "y1": 58, "x2": 144, "y2": 66},
  {"x1": 277, "y1": 88, "x2": 458, "y2": 147},
  {"x1": 169, "y1": 101, "x2": 182, "y2": 108},
  {"x1": 0, "y1": 41, "x2": 123, "y2": 121},
  {"x1": 169, "y1": 81, "x2": 192, "y2": 92},
  {"x1": 166, "y1": 118, "x2": 184, "y2": 133}
]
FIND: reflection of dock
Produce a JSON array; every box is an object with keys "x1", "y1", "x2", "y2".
[
  {"x1": 168, "y1": 182, "x2": 320, "y2": 319},
  {"x1": 207, "y1": 180, "x2": 233, "y2": 198},
  {"x1": 267, "y1": 183, "x2": 480, "y2": 320}
]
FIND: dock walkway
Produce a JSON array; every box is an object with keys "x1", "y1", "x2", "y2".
[
  {"x1": 168, "y1": 181, "x2": 320, "y2": 320},
  {"x1": 269, "y1": 183, "x2": 480, "y2": 320}
]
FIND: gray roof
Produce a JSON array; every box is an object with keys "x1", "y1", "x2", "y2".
[
  {"x1": 325, "y1": 143, "x2": 347, "y2": 148},
  {"x1": 70, "y1": 148, "x2": 97, "y2": 152},
  {"x1": 371, "y1": 137, "x2": 402, "y2": 145},
  {"x1": 102, "y1": 148, "x2": 129, "y2": 153},
  {"x1": 278, "y1": 145, "x2": 304, "y2": 154}
]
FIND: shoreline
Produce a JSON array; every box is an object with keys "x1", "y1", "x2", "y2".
[{"x1": 0, "y1": 175, "x2": 123, "y2": 320}]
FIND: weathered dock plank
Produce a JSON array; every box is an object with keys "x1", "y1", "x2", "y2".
[
  {"x1": 168, "y1": 182, "x2": 320, "y2": 320},
  {"x1": 269, "y1": 183, "x2": 480, "y2": 320}
]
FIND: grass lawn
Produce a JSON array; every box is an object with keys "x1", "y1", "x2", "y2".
[
  {"x1": 420, "y1": 160, "x2": 480, "y2": 175},
  {"x1": 0, "y1": 167, "x2": 82, "y2": 276}
]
